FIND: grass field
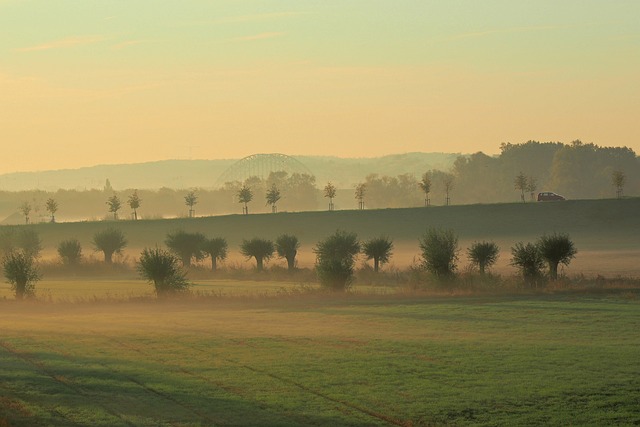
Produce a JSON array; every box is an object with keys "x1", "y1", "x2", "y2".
[
  {"x1": 1, "y1": 290, "x2": 639, "y2": 426},
  {"x1": 1, "y1": 198, "x2": 639, "y2": 426}
]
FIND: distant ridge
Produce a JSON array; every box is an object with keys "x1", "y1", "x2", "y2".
[{"x1": 0, "y1": 153, "x2": 459, "y2": 191}]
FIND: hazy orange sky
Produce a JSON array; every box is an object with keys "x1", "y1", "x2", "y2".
[{"x1": 1, "y1": 1, "x2": 639, "y2": 173}]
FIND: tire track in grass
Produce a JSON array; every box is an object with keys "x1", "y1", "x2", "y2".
[
  {"x1": 0, "y1": 338, "x2": 131, "y2": 427},
  {"x1": 157, "y1": 329, "x2": 411, "y2": 427},
  {"x1": 94, "y1": 331, "x2": 385, "y2": 426},
  {"x1": 87, "y1": 330, "x2": 241, "y2": 426},
  {"x1": 223, "y1": 338, "x2": 411, "y2": 427}
]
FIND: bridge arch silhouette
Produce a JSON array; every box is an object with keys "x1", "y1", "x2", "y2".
[{"x1": 214, "y1": 153, "x2": 314, "y2": 188}]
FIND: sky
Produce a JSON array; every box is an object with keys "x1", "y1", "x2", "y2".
[{"x1": 1, "y1": 1, "x2": 639, "y2": 173}]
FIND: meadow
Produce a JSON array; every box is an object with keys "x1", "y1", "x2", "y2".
[
  {"x1": 1, "y1": 290, "x2": 639, "y2": 426},
  {"x1": 1, "y1": 198, "x2": 639, "y2": 426}
]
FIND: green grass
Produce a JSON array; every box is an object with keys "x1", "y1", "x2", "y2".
[{"x1": 1, "y1": 291, "x2": 639, "y2": 426}]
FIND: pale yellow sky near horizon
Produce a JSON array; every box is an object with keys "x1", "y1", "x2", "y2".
[{"x1": 1, "y1": 1, "x2": 639, "y2": 173}]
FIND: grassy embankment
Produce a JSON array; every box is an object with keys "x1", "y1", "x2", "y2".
[
  {"x1": 1, "y1": 292, "x2": 639, "y2": 426},
  {"x1": 13, "y1": 197, "x2": 640, "y2": 273}
]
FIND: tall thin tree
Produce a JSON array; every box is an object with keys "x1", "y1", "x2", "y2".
[
  {"x1": 184, "y1": 190, "x2": 198, "y2": 218},
  {"x1": 128, "y1": 190, "x2": 142, "y2": 220},
  {"x1": 355, "y1": 183, "x2": 366, "y2": 210},
  {"x1": 45, "y1": 198, "x2": 58, "y2": 223},
  {"x1": 238, "y1": 186, "x2": 253, "y2": 215},
  {"x1": 324, "y1": 182, "x2": 337, "y2": 211},
  {"x1": 265, "y1": 183, "x2": 281, "y2": 213}
]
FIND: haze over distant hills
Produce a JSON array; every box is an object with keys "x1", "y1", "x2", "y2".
[{"x1": 0, "y1": 153, "x2": 459, "y2": 192}]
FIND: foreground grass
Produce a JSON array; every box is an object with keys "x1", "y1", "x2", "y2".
[{"x1": 1, "y1": 291, "x2": 639, "y2": 426}]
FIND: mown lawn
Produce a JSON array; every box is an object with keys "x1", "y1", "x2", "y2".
[{"x1": 1, "y1": 292, "x2": 638, "y2": 426}]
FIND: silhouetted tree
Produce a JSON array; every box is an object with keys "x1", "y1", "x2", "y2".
[
  {"x1": 45, "y1": 198, "x2": 58, "y2": 223},
  {"x1": 537, "y1": 233, "x2": 577, "y2": 280},
  {"x1": 276, "y1": 234, "x2": 300, "y2": 271},
  {"x1": 17, "y1": 229, "x2": 42, "y2": 259},
  {"x1": 58, "y1": 239, "x2": 82, "y2": 266},
  {"x1": 3, "y1": 251, "x2": 40, "y2": 299},
  {"x1": 467, "y1": 241, "x2": 499, "y2": 275},
  {"x1": 128, "y1": 190, "x2": 142, "y2": 220},
  {"x1": 265, "y1": 183, "x2": 281, "y2": 213},
  {"x1": 0, "y1": 228, "x2": 16, "y2": 257},
  {"x1": 314, "y1": 230, "x2": 360, "y2": 290},
  {"x1": 362, "y1": 236, "x2": 394, "y2": 273},
  {"x1": 419, "y1": 172, "x2": 432, "y2": 206},
  {"x1": 355, "y1": 183, "x2": 366, "y2": 210},
  {"x1": 612, "y1": 170, "x2": 626, "y2": 199},
  {"x1": 106, "y1": 194, "x2": 122, "y2": 220},
  {"x1": 510, "y1": 242, "x2": 544, "y2": 287},
  {"x1": 165, "y1": 230, "x2": 206, "y2": 268},
  {"x1": 240, "y1": 238, "x2": 274, "y2": 271},
  {"x1": 526, "y1": 176, "x2": 538, "y2": 202},
  {"x1": 202, "y1": 237, "x2": 228, "y2": 272},
  {"x1": 442, "y1": 174, "x2": 454, "y2": 206},
  {"x1": 420, "y1": 228, "x2": 459, "y2": 278},
  {"x1": 324, "y1": 182, "x2": 337, "y2": 211},
  {"x1": 92, "y1": 228, "x2": 127, "y2": 264},
  {"x1": 237, "y1": 186, "x2": 253, "y2": 215},
  {"x1": 514, "y1": 172, "x2": 527, "y2": 203},
  {"x1": 19, "y1": 202, "x2": 31, "y2": 224},
  {"x1": 184, "y1": 190, "x2": 198, "y2": 218},
  {"x1": 137, "y1": 247, "x2": 191, "y2": 297}
]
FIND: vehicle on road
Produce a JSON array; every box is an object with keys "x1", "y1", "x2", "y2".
[{"x1": 537, "y1": 192, "x2": 566, "y2": 201}]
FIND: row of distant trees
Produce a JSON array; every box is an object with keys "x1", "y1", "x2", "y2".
[
  {"x1": 2, "y1": 141, "x2": 637, "y2": 222},
  {"x1": 2, "y1": 225, "x2": 577, "y2": 298}
]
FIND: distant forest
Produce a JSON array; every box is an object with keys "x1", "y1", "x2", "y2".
[{"x1": 0, "y1": 141, "x2": 637, "y2": 223}]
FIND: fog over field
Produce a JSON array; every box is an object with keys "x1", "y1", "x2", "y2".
[{"x1": 2, "y1": 1, "x2": 640, "y2": 425}]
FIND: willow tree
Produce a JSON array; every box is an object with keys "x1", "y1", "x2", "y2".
[
  {"x1": 240, "y1": 238, "x2": 274, "y2": 271},
  {"x1": 362, "y1": 236, "x2": 393, "y2": 272},
  {"x1": 276, "y1": 234, "x2": 300, "y2": 271}
]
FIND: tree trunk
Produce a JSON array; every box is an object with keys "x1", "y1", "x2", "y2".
[
  {"x1": 182, "y1": 256, "x2": 191, "y2": 268},
  {"x1": 479, "y1": 263, "x2": 486, "y2": 275},
  {"x1": 105, "y1": 251, "x2": 113, "y2": 264},
  {"x1": 211, "y1": 257, "x2": 217, "y2": 272},
  {"x1": 287, "y1": 256, "x2": 295, "y2": 271},
  {"x1": 374, "y1": 257, "x2": 379, "y2": 272},
  {"x1": 256, "y1": 257, "x2": 263, "y2": 271},
  {"x1": 549, "y1": 262, "x2": 558, "y2": 280}
]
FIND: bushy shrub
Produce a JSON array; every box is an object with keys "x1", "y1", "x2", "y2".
[
  {"x1": 510, "y1": 242, "x2": 545, "y2": 287},
  {"x1": 467, "y1": 241, "x2": 499, "y2": 275},
  {"x1": 419, "y1": 228, "x2": 459, "y2": 279},
  {"x1": 165, "y1": 230, "x2": 206, "y2": 267},
  {"x1": 362, "y1": 236, "x2": 394, "y2": 272},
  {"x1": 202, "y1": 237, "x2": 228, "y2": 271},
  {"x1": 276, "y1": 234, "x2": 300, "y2": 271},
  {"x1": 3, "y1": 251, "x2": 40, "y2": 299},
  {"x1": 314, "y1": 230, "x2": 360, "y2": 290},
  {"x1": 58, "y1": 239, "x2": 83, "y2": 265},
  {"x1": 92, "y1": 228, "x2": 127, "y2": 264},
  {"x1": 537, "y1": 233, "x2": 577, "y2": 279},
  {"x1": 137, "y1": 247, "x2": 190, "y2": 296},
  {"x1": 240, "y1": 238, "x2": 275, "y2": 271}
]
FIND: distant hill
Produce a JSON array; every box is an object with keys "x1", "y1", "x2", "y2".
[{"x1": 0, "y1": 153, "x2": 459, "y2": 191}]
